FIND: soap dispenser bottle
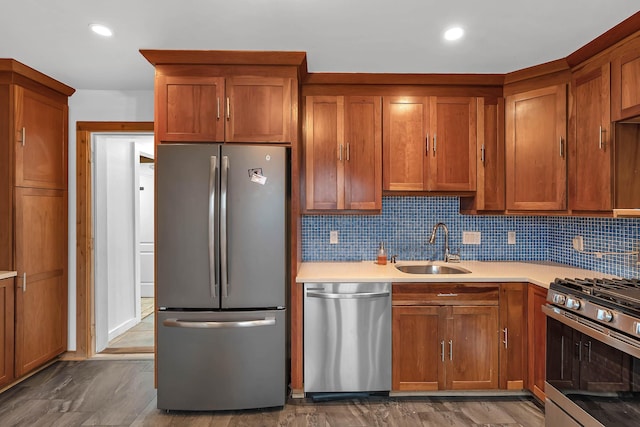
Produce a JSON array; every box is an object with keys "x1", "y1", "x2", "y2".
[{"x1": 377, "y1": 242, "x2": 387, "y2": 265}]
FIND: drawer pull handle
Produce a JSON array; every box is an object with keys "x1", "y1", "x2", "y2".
[{"x1": 437, "y1": 293, "x2": 458, "y2": 297}]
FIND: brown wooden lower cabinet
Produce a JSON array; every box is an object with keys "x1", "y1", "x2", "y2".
[
  {"x1": 392, "y1": 283, "x2": 499, "y2": 391},
  {"x1": 14, "y1": 188, "x2": 67, "y2": 377},
  {"x1": 0, "y1": 277, "x2": 15, "y2": 388},
  {"x1": 527, "y1": 283, "x2": 547, "y2": 401},
  {"x1": 499, "y1": 283, "x2": 527, "y2": 389}
]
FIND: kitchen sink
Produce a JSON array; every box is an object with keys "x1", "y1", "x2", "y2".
[{"x1": 395, "y1": 264, "x2": 471, "y2": 274}]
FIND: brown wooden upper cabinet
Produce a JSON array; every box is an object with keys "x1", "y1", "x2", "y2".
[
  {"x1": 156, "y1": 75, "x2": 292, "y2": 143},
  {"x1": 383, "y1": 96, "x2": 477, "y2": 192},
  {"x1": 460, "y1": 97, "x2": 505, "y2": 213},
  {"x1": 506, "y1": 84, "x2": 568, "y2": 211},
  {"x1": 611, "y1": 39, "x2": 640, "y2": 121},
  {"x1": 304, "y1": 95, "x2": 382, "y2": 211},
  {"x1": 569, "y1": 64, "x2": 612, "y2": 212},
  {"x1": 14, "y1": 86, "x2": 68, "y2": 190}
]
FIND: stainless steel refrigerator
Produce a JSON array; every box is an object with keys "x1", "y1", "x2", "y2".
[{"x1": 156, "y1": 143, "x2": 287, "y2": 411}]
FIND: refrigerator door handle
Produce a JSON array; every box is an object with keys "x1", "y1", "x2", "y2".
[
  {"x1": 220, "y1": 155, "x2": 229, "y2": 298},
  {"x1": 209, "y1": 155, "x2": 218, "y2": 299},
  {"x1": 162, "y1": 317, "x2": 276, "y2": 329}
]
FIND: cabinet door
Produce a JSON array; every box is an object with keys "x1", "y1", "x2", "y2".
[
  {"x1": 344, "y1": 96, "x2": 382, "y2": 210},
  {"x1": 304, "y1": 96, "x2": 342, "y2": 210},
  {"x1": 506, "y1": 85, "x2": 567, "y2": 211},
  {"x1": 478, "y1": 97, "x2": 505, "y2": 210},
  {"x1": 570, "y1": 64, "x2": 612, "y2": 211},
  {"x1": 446, "y1": 305, "x2": 499, "y2": 390},
  {"x1": 392, "y1": 306, "x2": 443, "y2": 391},
  {"x1": 226, "y1": 76, "x2": 291, "y2": 143},
  {"x1": 0, "y1": 277, "x2": 14, "y2": 388},
  {"x1": 14, "y1": 188, "x2": 67, "y2": 377},
  {"x1": 14, "y1": 86, "x2": 67, "y2": 189},
  {"x1": 383, "y1": 97, "x2": 429, "y2": 191},
  {"x1": 428, "y1": 97, "x2": 477, "y2": 191},
  {"x1": 499, "y1": 283, "x2": 526, "y2": 390},
  {"x1": 612, "y1": 46, "x2": 640, "y2": 120},
  {"x1": 527, "y1": 284, "x2": 547, "y2": 401},
  {"x1": 156, "y1": 75, "x2": 225, "y2": 142}
]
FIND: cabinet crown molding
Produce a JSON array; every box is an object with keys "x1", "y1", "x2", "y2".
[{"x1": 0, "y1": 59, "x2": 75, "y2": 96}]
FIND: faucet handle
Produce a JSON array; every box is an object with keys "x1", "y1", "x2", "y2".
[{"x1": 446, "y1": 251, "x2": 461, "y2": 263}]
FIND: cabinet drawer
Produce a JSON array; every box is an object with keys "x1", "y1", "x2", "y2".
[{"x1": 392, "y1": 283, "x2": 499, "y2": 306}]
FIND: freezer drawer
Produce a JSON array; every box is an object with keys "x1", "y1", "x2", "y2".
[
  {"x1": 157, "y1": 310, "x2": 286, "y2": 411},
  {"x1": 304, "y1": 282, "x2": 391, "y2": 393}
]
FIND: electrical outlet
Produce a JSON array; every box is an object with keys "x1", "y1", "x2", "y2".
[
  {"x1": 329, "y1": 230, "x2": 339, "y2": 244},
  {"x1": 462, "y1": 231, "x2": 481, "y2": 245},
  {"x1": 508, "y1": 231, "x2": 516, "y2": 245},
  {"x1": 572, "y1": 236, "x2": 584, "y2": 252}
]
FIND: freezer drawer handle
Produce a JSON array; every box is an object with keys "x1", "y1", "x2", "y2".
[
  {"x1": 306, "y1": 291, "x2": 390, "y2": 299},
  {"x1": 162, "y1": 317, "x2": 276, "y2": 329}
]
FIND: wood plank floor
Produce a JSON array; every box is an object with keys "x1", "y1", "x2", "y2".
[{"x1": 0, "y1": 360, "x2": 544, "y2": 426}]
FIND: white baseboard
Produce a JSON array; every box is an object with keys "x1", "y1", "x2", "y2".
[
  {"x1": 140, "y1": 283, "x2": 154, "y2": 298},
  {"x1": 108, "y1": 317, "x2": 138, "y2": 342}
]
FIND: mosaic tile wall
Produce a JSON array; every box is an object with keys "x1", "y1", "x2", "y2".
[
  {"x1": 301, "y1": 197, "x2": 640, "y2": 279},
  {"x1": 547, "y1": 216, "x2": 640, "y2": 278},
  {"x1": 302, "y1": 197, "x2": 547, "y2": 263}
]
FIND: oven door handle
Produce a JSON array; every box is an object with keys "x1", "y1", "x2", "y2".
[{"x1": 543, "y1": 304, "x2": 640, "y2": 359}]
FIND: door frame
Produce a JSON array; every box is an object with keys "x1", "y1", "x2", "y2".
[{"x1": 76, "y1": 121, "x2": 154, "y2": 358}]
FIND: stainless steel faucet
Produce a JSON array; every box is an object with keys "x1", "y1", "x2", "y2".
[{"x1": 428, "y1": 222, "x2": 460, "y2": 262}]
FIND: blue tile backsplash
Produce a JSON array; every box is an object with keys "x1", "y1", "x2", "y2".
[{"x1": 301, "y1": 197, "x2": 640, "y2": 279}]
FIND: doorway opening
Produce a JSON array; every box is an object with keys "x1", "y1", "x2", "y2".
[{"x1": 76, "y1": 122, "x2": 154, "y2": 358}]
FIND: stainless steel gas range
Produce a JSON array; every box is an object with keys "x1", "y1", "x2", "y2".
[{"x1": 543, "y1": 278, "x2": 640, "y2": 427}]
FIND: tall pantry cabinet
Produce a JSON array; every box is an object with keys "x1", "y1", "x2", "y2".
[{"x1": 0, "y1": 59, "x2": 74, "y2": 385}]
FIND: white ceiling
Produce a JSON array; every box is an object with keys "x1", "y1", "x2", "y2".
[{"x1": 0, "y1": 1, "x2": 638, "y2": 91}]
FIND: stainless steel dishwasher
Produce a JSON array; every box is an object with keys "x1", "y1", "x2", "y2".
[{"x1": 303, "y1": 282, "x2": 391, "y2": 393}]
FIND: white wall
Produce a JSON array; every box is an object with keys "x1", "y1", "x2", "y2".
[
  {"x1": 68, "y1": 90, "x2": 154, "y2": 350},
  {"x1": 95, "y1": 136, "x2": 137, "y2": 351}
]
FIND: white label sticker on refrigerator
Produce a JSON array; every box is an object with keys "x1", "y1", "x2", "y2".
[{"x1": 251, "y1": 173, "x2": 267, "y2": 185}]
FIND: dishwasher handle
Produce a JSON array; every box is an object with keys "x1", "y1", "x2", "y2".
[{"x1": 306, "y1": 291, "x2": 390, "y2": 299}]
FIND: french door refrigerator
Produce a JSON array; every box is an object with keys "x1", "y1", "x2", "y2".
[{"x1": 156, "y1": 143, "x2": 287, "y2": 411}]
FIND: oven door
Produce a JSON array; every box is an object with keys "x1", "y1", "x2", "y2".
[{"x1": 543, "y1": 305, "x2": 640, "y2": 426}]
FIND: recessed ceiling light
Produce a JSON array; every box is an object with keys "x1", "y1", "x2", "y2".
[
  {"x1": 444, "y1": 27, "x2": 464, "y2": 41},
  {"x1": 90, "y1": 24, "x2": 113, "y2": 37}
]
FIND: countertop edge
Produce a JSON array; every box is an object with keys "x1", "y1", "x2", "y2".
[
  {"x1": 0, "y1": 271, "x2": 18, "y2": 280},
  {"x1": 295, "y1": 261, "x2": 615, "y2": 290}
]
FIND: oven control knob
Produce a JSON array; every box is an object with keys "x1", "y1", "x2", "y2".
[
  {"x1": 566, "y1": 298, "x2": 581, "y2": 310},
  {"x1": 552, "y1": 294, "x2": 566, "y2": 305},
  {"x1": 596, "y1": 309, "x2": 613, "y2": 322}
]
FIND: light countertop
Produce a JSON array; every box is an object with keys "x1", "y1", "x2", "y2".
[
  {"x1": 0, "y1": 271, "x2": 17, "y2": 280},
  {"x1": 296, "y1": 261, "x2": 614, "y2": 288}
]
